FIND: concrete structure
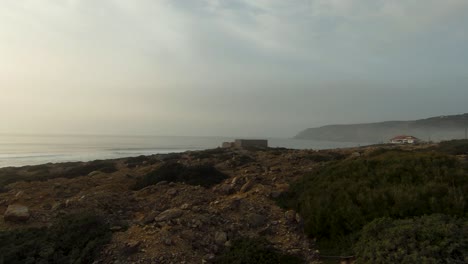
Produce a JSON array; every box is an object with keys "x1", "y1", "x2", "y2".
[
  {"x1": 222, "y1": 139, "x2": 268, "y2": 149},
  {"x1": 222, "y1": 142, "x2": 235, "y2": 148},
  {"x1": 389, "y1": 135, "x2": 420, "y2": 144}
]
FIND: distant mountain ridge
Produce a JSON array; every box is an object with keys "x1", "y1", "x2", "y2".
[{"x1": 295, "y1": 113, "x2": 468, "y2": 143}]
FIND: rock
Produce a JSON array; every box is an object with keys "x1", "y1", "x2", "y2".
[
  {"x1": 240, "y1": 180, "x2": 255, "y2": 193},
  {"x1": 285, "y1": 210, "x2": 297, "y2": 223},
  {"x1": 154, "y1": 208, "x2": 184, "y2": 222},
  {"x1": 295, "y1": 213, "x2": 303, "y2": 224},
  {"x1": 180, "y1": 203, "x2": 191, "y2": 210},
  {"x1": 110, "y1": 226, "x2": 123, "y2": 231},
  {"x1": 88, "y1": 171, "x2": 100, "y2": 176},
  {"x1": 231, "y1": 177, "x2": 239, "y2": 185},
  {"x1": 217, "y1": 184, "x2": 234, "y2": 195},
  {"x1": 166, "y1": 189, "x2": 178, "y2": 196},
  {"x1": 4, "y1": 204, "x2": 30, "y2": 222},
  {"x1": 270, "y1": 191, "x2": 282, "y2": 198},
  {"x1": 351, "y1": 152, "x2": 361, "y2": 157},
  {"x1": 156, "y1": 181, "x2": 168, "y2": 186},
  {"x1": 52, "y1": 202, "x2": 65, "y2": 211},
  {"x1": 163, "y1": 238, "x2": 173, "y2": 246},
  {"x1": 214, "y1": 231, "x2": 228, "y2": 245},
  {"x1": 123, "y1": 241, "x2": 141, "y2": 255},
  {"x1": 247, "y1": 213, "x2": 266, "y2": 228}
]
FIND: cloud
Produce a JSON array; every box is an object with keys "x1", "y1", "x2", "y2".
[{"x1": 0, "y1": 0, "x2": 467, "y2": 136}]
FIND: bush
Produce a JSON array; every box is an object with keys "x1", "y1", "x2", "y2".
[
  {"x1": 433, "y1": 140, "x2": 468, "y2": 155},
  {"x1": 279, "y1": 151, "x2": 468, "y2": 254},
  {"x1": 354, "y1": 214, "x2": 468, "y2": 264},
  {"x1": 133, "y1": 162, "x2": 228, "y2": 190},
  {"x1": 0, "y1": 212, "x2": 111, "y2": 264},
  {"x1": 214, "y1": 238, "x2": 304, "y2": 264}
]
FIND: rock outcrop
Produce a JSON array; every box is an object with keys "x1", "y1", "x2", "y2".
[{"x1": 4, "y1": 204, "x2": 30, "y2": 222}]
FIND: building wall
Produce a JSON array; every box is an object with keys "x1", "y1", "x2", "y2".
[{"x1": 234, "y1": 139, "x2": 268, "y2": 148}]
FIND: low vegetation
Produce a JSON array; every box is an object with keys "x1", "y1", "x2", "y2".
[
  {"x1": 354, "y1": 214, "x2": 468, "y2": 264},
  {"x1": 133, "y1": 162, "x2": 228, "y2": 190},
  {"x1": 0, "y1": 212, "x2": 111, "y2": 264},
  {"x1": 125, "y1": 155, "x2": 158, "y2": 168},
  {"x1": 432, "y1": 139, "x2": 468, "y2": 155},
  {"x1": 214, "y1": 238, "x2": 304, "y2": 264},
  {"x1": 0, "y1": 160, "x2": 117, "y2": 192},
  {"x1": 277, "y1": 150, "x2": 468, "y2": 255}
]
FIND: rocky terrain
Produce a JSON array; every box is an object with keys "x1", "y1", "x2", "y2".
[{"x1": 0, "y1": 146, "x2": 375, "y2": 264}]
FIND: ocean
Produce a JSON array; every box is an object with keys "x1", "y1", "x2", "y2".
[{"x1": 0, "y1": 134, "x2": 369, "y2": 168}]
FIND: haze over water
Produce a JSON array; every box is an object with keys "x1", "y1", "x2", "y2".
[{"x1": 0, "y1": 134, "x2": 368, "y2": 168}]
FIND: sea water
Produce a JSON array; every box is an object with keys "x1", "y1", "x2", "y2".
[{"x1": 0, "y1": 134, "x2": 369, "y2": 168}]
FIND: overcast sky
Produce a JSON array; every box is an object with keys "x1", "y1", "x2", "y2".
[{"x1": 1, "y1": 0, "x2": 467, "y2": 138}]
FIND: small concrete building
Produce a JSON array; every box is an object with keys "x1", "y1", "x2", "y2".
[
  {"x1": 234, "y1": 139, "x2": 268, "y2": 148},
  {"x1": 222, "y1": 139, "x2": 268, "y2": 149},
  {"x1": 222, "y1": 142, "x2": 235, "y2": 148}
]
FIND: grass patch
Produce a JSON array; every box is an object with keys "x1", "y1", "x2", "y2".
[
  {"x1": 0, "y1": 212, "x2": 111, "y2": 264},
  {"x1": 214, "y1": 238, "x2": 304, "y2": 264},
  {"x1": 133, "y1": 162, "x2": 228, "y2": 190}
]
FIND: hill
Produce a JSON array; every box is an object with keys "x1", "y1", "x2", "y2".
[{"x1": 295, "y1": 113, "x2": 468, "y2": 143}]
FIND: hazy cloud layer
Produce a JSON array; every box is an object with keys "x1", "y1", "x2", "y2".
[{"x1": 1, "y1": 0, "x2": 467, "y2": 137}]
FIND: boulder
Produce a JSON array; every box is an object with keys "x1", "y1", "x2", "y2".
[
  {"x1": 4, "y1": 204, "x2": 30, "y2": 222},
  {"x1": 214, "y1": 231, "x2": 228, "y2": 245},
  {"x1": 154, "y1": 208, "x2": 184, "y2": 222}
]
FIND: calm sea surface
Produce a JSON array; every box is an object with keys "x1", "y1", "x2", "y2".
[{"x1": 0, "y1": 134, "x2": 370, "y2": 168}]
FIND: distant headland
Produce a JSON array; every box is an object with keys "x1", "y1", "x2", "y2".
[{"x1": 295, "y1": 113, "x2": 468, "y2": 143}]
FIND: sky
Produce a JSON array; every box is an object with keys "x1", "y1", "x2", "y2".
[{"x1": 1, "y1": 0, "x2": 468, "y2": 138}]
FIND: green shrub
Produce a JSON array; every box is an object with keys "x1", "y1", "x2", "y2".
[
  {"x1": 433, "y1": 139, "x2": 468, "y2": 155},
  {"x1": 214, "y1": 238, "x2": 304, "y2": 264},
  {"x1": 280, "y1": 151, "x2": 468, "y2": 254},
  {"x1": 0, "y1": 212, "x2": 111, "y2": 264},
  {"x1": 354, "y1": 214, "x2": 468, "y2": 264},
  {"x1": 133, "y1": 162, "x2": 227, "y2": 190}
]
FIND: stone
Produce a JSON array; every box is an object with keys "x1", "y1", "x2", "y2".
[
  {"x1": 214, "y1": 231, "x2": 228, "y2": 245},
  {"x1": 88, "y1": 171, "x2": 100, "y2": 176},
  {"x1": 180, "y1": 203, "x2": 191, "y2": 210},
  {"x1": 154, "y1": 208, "x2": 184, "y2": 222},
  {"x1": 163, "y1": 238, "x2": 173, "y2": 246},
  {"x1": 295, "y1": 213, "x2": 303, "y2": 224},
  {"x1": 218, "y1": 184, "x2": 234, "y2": 195},
  {"x1": 4, "y1": 204, "x2": 30, "y2": 222},
  {"x1": 270, "y1": 191, "x2": 282, "y2": 199},
  {"x1": 285, "y1": 210, "x2": 297, "y2": 223},
  {"x1": 240, "y1": 180, "x2": 255, "y2": 193},
  {"x1": 247, "y1": 213, "x2": 266, "y2": 228},
  {"x1": 166, "y1": 189, "x2": 178, "y2": 196},
  {"x1": 123, "y1": 241, "x2": 141, "y2": 255}
]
